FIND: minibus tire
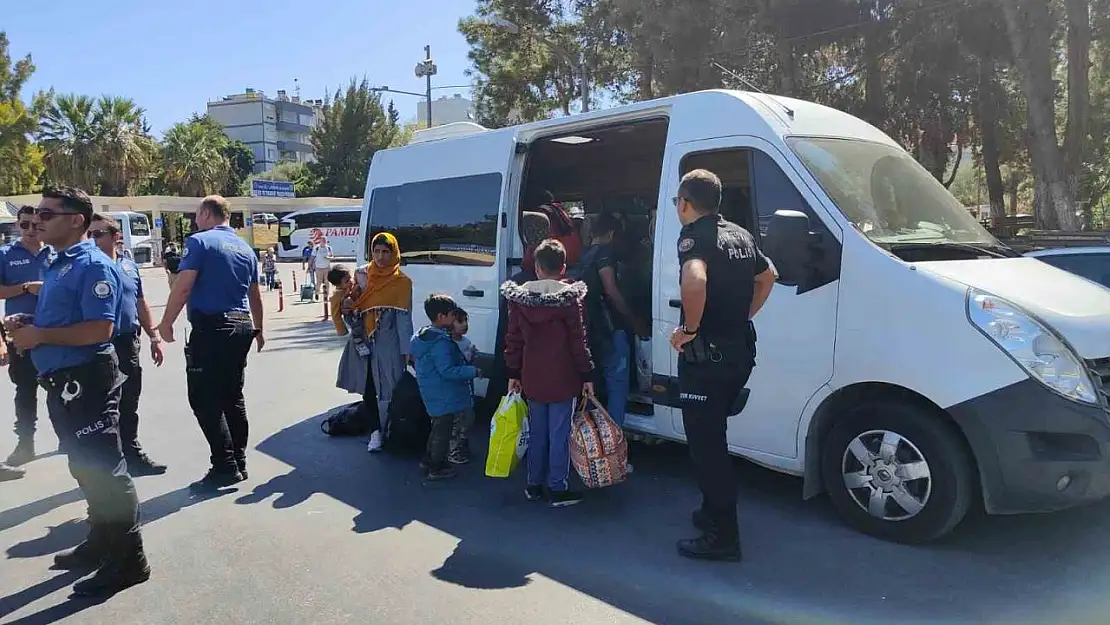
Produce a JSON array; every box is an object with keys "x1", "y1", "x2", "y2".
[{"x1": 820, "y1": 400, "x2": 975, "y2": 544}]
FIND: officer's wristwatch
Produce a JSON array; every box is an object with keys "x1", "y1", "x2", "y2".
[
  {"x1": 680, "y1": 324, "x2": 699, "y2": 336},
  {"x1": 20, "y1": 284, "x2": 29, "y2": 294}
]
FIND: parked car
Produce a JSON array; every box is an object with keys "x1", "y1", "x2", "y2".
[{"x1": 1025, "y1": 247, "x2": 1110, "y2": 289}]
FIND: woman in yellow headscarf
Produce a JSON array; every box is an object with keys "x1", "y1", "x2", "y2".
[{"x1": 335, "y1": 232, "x2": 413, "y2": 452}]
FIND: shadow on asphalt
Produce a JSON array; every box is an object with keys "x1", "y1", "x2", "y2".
[
  {"x1": 262, "y1": 319, "x2": 345, "y2": 354},
  {"x1": 229, "y1": 406, "x2": 1110, "y2": 624}
]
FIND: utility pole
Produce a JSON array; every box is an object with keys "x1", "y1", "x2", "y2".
[{"x1": 415, "y1": 45, "x2": 437, "y2": 128}]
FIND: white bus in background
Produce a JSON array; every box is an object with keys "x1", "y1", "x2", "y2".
[
  {"x1": 277, "y1": 207, "x2": 362, "y2": 260},
  {"x1": 105, "y1": 211, "x2": 155, "y2": 266}
]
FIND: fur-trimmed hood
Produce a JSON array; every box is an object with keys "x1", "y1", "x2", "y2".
[{"x1": 499, "y1": 279, "x2": 587, "y2": 308}]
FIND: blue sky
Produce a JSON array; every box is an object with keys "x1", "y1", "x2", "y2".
[{"x1": 5, "y1": 0, "x2": 478, "y2": 135}]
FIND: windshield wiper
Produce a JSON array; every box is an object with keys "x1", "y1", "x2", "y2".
[{"x1": 887, "y1": 242, "x2": 1017, "y2": 259}]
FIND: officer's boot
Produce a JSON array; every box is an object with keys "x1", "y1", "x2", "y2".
[
  {"x1": 53, "y1": 524, "x2": 110, "y2": 571},
  {"x1": 677, "y1": 516, "x2": 742, "y2": 562},
  {"x1": 71, "y1": 527, "x2": 151, "y2": 597},
  {"x1": 6, "y1": 437, "x2": 34, "y2": 467},
  {"x1": 691, "y1": 507, "x2": 713, "y2": 532}
]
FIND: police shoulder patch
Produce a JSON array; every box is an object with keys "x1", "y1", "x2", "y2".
[
  {"x1": 678, "y1": 238, "x2": 695, "y2": 253},
  {"x1": 92, "y1": 280, "x2": 112, "y2": 299}
]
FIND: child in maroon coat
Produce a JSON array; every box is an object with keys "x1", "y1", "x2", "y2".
[{"x1": 500, "y1": 239, "x2": 594, "y2": 507}]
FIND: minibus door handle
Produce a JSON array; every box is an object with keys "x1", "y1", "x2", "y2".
[
  {"x1": 668, "y1": 299, "x2": 682, "y2": 309},
  {"x1": 462, "y1": 288, "x2": 484, "y2": 298}
]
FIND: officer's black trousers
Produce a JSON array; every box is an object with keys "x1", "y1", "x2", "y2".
[
  {"x1": 8, "y1": 348, "x2": 38, "y2": 439},
  {"x1": 678, "y1": 359, "x2": 753, "y2": 542},
  {"x1": 112, "y1": 333, "x2": 144, "y2": 458},
  {"x1": 43, "y1": 353, "x2": 142, "y2": 549},
  {"x1": 185, "y1": 318, "x2": 254, "y2": 474}
]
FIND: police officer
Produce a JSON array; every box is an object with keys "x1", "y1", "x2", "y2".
[
  {"x1": 8, "y1": 186, "x2": 150, "y2": 596},
  {"x1": 669, "y1": 169, "x2": 777, "y2": 561},
  {"x1": 156, "y1": 195, "x2": 265, "y2": 492},
  {"x1": 90, "y1": 213, "x2": 167, "y2": 475},
  {"x1": 0, "y1": 205, "x2": 52, "y2": 466},
  {"x1": 0, "y1": 333, "x2": 27, "y2": 481}
]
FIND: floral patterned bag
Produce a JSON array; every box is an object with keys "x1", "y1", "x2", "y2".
[{"x1": 570, "y1": 395, "x2": 628, "y2": 488}]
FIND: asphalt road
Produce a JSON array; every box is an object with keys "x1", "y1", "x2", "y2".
[{"x1": 2, "y1": 265, "x2": 1110, "y2": 624}]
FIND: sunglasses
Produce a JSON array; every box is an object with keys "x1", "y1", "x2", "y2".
[
  {"x1": 34, "y1": 208, "x2": 82, "y2": 222},
  {"x1": 89, "y1": 229, "x2": 117, "y2": 239},
  {"x1": 17, "y1": 221, "x2": 33, "y2": 230}
]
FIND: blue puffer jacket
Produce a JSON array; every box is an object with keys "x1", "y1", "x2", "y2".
[{"x1": 409, "y1": 326, "x2": 479, "y2": 418}]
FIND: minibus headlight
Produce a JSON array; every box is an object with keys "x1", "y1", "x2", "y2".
[{"x1": 967, "y1": 288, "x2": 1098, "y2": 404}]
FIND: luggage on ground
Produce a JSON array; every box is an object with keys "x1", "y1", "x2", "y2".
[
  {"x1": 321, "y1": 402, "x2": 372, "y2": 437},
  {"x1": 300, "y1": 283, "x2": 314, "y2": 302},
  {"x1": 571, "y1": 395, "x2": 628, "y2": 488},
  {"x1": 485, "y1": 393, "x2": 530, "y2": 478},
  {"x1": 385, "y1": 369, "x2": 431, "y2": 456}
]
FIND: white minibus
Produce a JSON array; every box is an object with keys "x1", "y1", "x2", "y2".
[{"x1": 357, "y1": 92, "x2": 1110, "y2": 543}]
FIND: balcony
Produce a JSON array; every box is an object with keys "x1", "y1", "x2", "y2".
[
  {"x1": 276, "y1": 140, "x2": 313, "y2": 154},
  {"x1": 277, "y1": 120, "x2": 312, "y2": 134}
]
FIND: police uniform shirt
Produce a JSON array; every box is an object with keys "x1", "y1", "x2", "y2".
[
  {"x1": 0, "y1": 240, "x2": 53, "y2": 316},
  {"x1": 178, "y1": 226, "x2": 259, "y2": 315},
  {"x1": 115, "y1": 256, "x2": 144, "y2": 336},
  {"x1": 677, "y1": 214, "x2": 771, "y2": 340},
  {"x1": 31, "y1": 239, "x2": 122, "y2": 375}
]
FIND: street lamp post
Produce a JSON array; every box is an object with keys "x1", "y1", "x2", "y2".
[
  {"x1": 488, "y1": 17, "x2": 589, "y2": 114},
  {"x1": 414, "y1": 45, "x2": 438, "y2": 128}
]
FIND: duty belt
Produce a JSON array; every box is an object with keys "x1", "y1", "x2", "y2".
[{"x1": 192, "y1": 310, "x2": 252, "y2": 326}]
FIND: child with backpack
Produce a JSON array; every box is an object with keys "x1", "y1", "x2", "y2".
[
  {"x1": 500, "y1": 239, "x2": 595, "y2": 507},
  {"x1": 410, "y1": 294, "x2": 481, "y2": 480}
]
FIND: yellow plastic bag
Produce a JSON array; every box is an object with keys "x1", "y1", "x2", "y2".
[{"x1": 485, "y1": 393, "x2": 529, "y2": 478}]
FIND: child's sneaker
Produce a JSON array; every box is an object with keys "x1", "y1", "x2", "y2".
[
  {"x1": 524, "y1": 485, "x2": 544, "y2": 502},
  {"x1": 549, "y1": 490, "x2": 583, "y2": 508},
  {"x1": 425, "y1": 466, "x2": 457, "y2": 481},
  {"x1": 447, "y1": 448, "x2": 470, "y2": 465}
]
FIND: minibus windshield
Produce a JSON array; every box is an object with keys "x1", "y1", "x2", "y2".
[{"x1": 787, "y1": 137, "x2": 1000, "y2": 247}]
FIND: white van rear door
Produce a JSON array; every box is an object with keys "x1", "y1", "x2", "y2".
[{"x1": 362, "y1": 130, "x2": 518, "y2": 364}]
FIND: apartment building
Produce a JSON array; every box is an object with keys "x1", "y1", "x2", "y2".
[
  {"x1": 206, "y1": 89, "x2": 323, "y2": 173},
  {"x1": 415, "y1": 93, "x2": 475, "y2": 126}
]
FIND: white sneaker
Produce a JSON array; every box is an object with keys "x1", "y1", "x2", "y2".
[
  {"x1": 367, "y1": 431, "x2": 384, "y2": 453},
  {"x1": 626, "y1": 462, "x2": 634, "y2": 475}
]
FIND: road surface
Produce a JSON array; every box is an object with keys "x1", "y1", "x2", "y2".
[{"x1": 2, "y1": 265, "x2": 1110, "y2": 624}]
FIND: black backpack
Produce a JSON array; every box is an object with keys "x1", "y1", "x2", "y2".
[
  {"x1": 385, "y1": 371, "x2": 431, "y2": 456},
  {"x1": 321, "y1": 402, "x2": 372, "y2": 437}
]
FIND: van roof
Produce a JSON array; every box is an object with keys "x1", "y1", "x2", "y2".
[
  {"x1": 281, "y1": 206, "x2": 362, "y2": 219},
  {"x1": 400, "y1": 89, "x2": 896, "y2": 150}
]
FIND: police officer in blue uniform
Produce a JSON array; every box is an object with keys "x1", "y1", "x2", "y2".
[
  {"x1": 0, "y1": 205, "x2": 53, "y2": 466},
  {"x1": 157, "y1": 195, "x2": 265, "y2": 492},
  {"x1": 8, "y1": 186, "x2": 150, "y2": 596},
  {"x1": 90, "y1": 213, "x2": 167, "y2": 476},
  {"x1": 669, "y1": 169, "x2": 777, "y2": 562}
]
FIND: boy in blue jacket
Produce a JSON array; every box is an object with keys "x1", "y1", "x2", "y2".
[{"x1": 410, "y1": 294, "x2": 481, "y2": 480}]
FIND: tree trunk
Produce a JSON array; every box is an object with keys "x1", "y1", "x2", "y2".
[
  {"x1": 977, "y1": 60, "x2": 1008, "y2": 225},
  {"x1": 1063, "y1": 0, "x2": 1091, "y2": 177},
  {"x1": 1000, "y1": 0, "x2": 1082, "y2": 230},
  {"x1": 777, "y1": 34, "x2": 795, "y2": 96},
  {"x1": 863, "y1": 0, "x2": 886, "y2": 127},
  {"x1": 638, "y1": 50, "x2": 654, "y2": 101}
]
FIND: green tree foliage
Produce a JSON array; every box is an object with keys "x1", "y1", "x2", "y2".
[
  {"x1": 160, "y1": 115, "x2": 231, "y2": 197},
  {"x1": 308, "y1": 77, "x2": 399, "y2": 198},
  {"x1": 460, "y1": 0, "x2": 1108, "y2": 230},
  {"x1": 223, "y1": 140, "x2": 255, "y2": 196},
  {"x1": 0, "y1": 32, "x2": 42, "y2": 195}
]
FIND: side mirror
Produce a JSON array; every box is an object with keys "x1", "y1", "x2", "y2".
[{"x1": 763, "y1": 210, "x2": 814, "y2": 286}]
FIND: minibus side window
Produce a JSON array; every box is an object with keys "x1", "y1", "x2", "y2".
[{"x1": 750, "y1": 151, "x2": 815, "y2": 238}]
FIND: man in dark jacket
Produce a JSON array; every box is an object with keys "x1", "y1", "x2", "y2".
[{"x1": 501, "y1": 239, "x2": 594, "y2": 507}]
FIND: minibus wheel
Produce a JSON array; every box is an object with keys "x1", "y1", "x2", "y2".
[{"x1": 820, "y1": 400, "x2": 975, "y2": 544}]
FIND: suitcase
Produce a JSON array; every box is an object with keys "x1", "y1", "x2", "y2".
[{"x1": 300, "y1": 283, "x2": 315, "y2": 302}]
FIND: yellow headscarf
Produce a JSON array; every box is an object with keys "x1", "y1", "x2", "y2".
[{"x1": 353, "y1": 232, "x2": 412, "y2": 336}]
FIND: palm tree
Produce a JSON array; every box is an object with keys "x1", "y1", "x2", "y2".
[
  {"x1": 93, "y1": 96, "x2": 157, "y2": 196},
  {"x1": 161, "y1": 119, "x2": 230, "y2": 196},
  {"x1": 38, "y1": 93, "x2": 98, "y2": 191}
]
